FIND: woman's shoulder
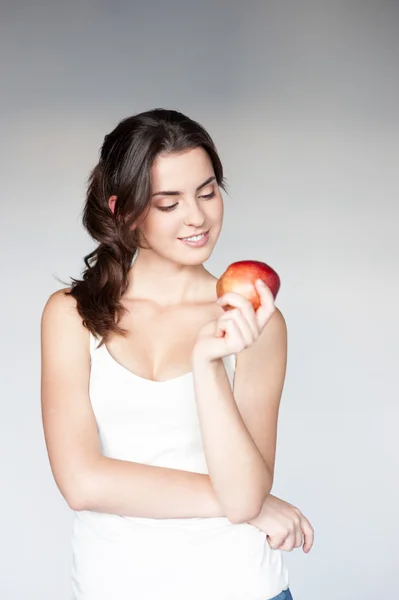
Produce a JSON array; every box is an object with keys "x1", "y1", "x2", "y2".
[
  {"x1": 42, "y1": 286, "x2": 78, "y2": 320},
  {"x1": 41, "y1": 287, "x2": 88, "y2": 344}
]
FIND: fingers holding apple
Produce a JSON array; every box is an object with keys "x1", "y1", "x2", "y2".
[
  {"x1": 192, "y1": 260, "x2": 281, "y2": 363},
  {"x1": 253, "y1": 279, "x2": 277, "y2": 329},
  {"x1": 216, "y1": 260, "x2": 280, "y2": 330},
  {"x1": 217, "y1": 291, "x2": 260, "y2": 339},
  {"x1": 215, "y1": 305, "x2": 257, "y2": 348},
  {"x1": 193, "y1": 298, "x2": 261, "y2": 362},
  {"x1": 216, "y1": 260, "x2": 280, "y2": 310}
]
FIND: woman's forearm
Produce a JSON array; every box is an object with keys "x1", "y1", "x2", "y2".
[
  {"x1": 77, "y1": 457, "x2": 226, "y2": 518},
  {"x1": 191, "y1": 353, "x2": 272, "y2": 524}
]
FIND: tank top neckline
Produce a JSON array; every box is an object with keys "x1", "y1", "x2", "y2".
[
  {"x1": 102, "y1": 341, "x2": 195, "y2": 386},
  {"x1": 91, "y1": 331, "x2": 235, "y2": 387}
]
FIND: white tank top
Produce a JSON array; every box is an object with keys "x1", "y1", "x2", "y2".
[{"x1": 70, "y1": 330, "x2": 290, "y2": 600}]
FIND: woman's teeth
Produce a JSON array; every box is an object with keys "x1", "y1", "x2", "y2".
[
  {"x1": 184, "y1": 233, "x2": 205, "y2": 241},
  {"x1": 179, "y1": 230, "x2": 210, "y2": 247}
]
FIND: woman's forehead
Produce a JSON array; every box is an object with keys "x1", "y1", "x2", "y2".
[{"x1": 151, "y1": 148, "x2": 213, "y2": 191}]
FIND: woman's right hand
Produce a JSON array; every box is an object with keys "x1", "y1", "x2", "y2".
[{"x1": 247, "y1": 494, "x2": 314, "y2": 553}]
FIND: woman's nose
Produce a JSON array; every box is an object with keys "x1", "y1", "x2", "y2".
[{"x1": 183, "y1": 200, "x2": 206, "y2": 227}]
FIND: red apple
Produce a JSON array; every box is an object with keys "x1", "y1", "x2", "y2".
[{"x1": 216, "y1": 260, "x2": 280, "y2": 311}]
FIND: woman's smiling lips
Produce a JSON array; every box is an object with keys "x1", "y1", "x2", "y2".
[{"x1": 178, "y1": 230, "x2": 210, "y2": 247}]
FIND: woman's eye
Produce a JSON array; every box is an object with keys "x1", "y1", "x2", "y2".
[
  {"x1": 158, "y1": 204, "x2": 178, "y2": 212},
  {"x1": 157, "y1": 191, "x2": 215, "y2": 212}
]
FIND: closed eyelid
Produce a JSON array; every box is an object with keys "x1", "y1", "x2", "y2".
[{"x1": 155, "y1": 190, "x2": 215, "y2": 211}]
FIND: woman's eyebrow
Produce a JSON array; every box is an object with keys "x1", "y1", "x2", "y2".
[{"x1": 152, "y1": 176, "x2": 216, "y2": 197}]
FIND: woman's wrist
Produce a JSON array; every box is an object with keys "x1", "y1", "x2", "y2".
[
  {"x1": 192, "y1": 341, "x2": 220, "y2": 367},
  {"x1": 191, "y1": 351, "x2": 225, "y2": 384}
]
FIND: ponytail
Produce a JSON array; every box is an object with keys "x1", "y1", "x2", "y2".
[{"x1": 65, "y1": 162, "x2": 136, "y2": 344}]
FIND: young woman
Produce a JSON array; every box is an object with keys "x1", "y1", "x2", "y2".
[{"x1": 41, "y1": 108, "x2": 314, "y2": 600}]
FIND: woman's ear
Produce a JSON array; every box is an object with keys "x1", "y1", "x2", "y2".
[
  {"x1": 108, "y1": 195, "x2": 122, "y2": 222},
  {"x1": 108, "y1": 195, "x2": 139, "y2": 231},
  {"x1": 108, "y1": 195, "x2": 117, "y2": 214}
]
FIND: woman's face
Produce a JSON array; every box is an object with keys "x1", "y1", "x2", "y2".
[{"x1": 136, "y1": 147, "x2": 224, "y2": 264}]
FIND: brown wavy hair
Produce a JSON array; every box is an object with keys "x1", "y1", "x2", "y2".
[{"x1": 65, "y1": 108, "x2": 228, "y2": 345}]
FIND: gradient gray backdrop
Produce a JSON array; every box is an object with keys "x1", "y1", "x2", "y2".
[{"x1": 1, "y1": 1, "x2": 398, "y2": 599}]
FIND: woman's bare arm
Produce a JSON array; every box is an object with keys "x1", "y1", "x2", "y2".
[
  {"x1": 190, "y1": 308, "x2": 287, "y2": 524},
  {"x1": 41, "y1": 289, "x2": 224, "y2": 519}
]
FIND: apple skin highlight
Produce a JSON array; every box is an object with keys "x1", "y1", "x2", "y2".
[{"x1": 216, "y1": 260, "x2": 281, "y2": 311}]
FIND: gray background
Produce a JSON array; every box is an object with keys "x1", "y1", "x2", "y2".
[{"x1": 1, "y1": 1, "x2": 398, "y2": 598}]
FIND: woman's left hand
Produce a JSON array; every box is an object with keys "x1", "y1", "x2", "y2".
[
  {"x1": 248, "y1": 494, "x2": 315, "y2": 553},
  {"x1": 193, "y1": 279, "x2": 276, "y2": 362}
]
